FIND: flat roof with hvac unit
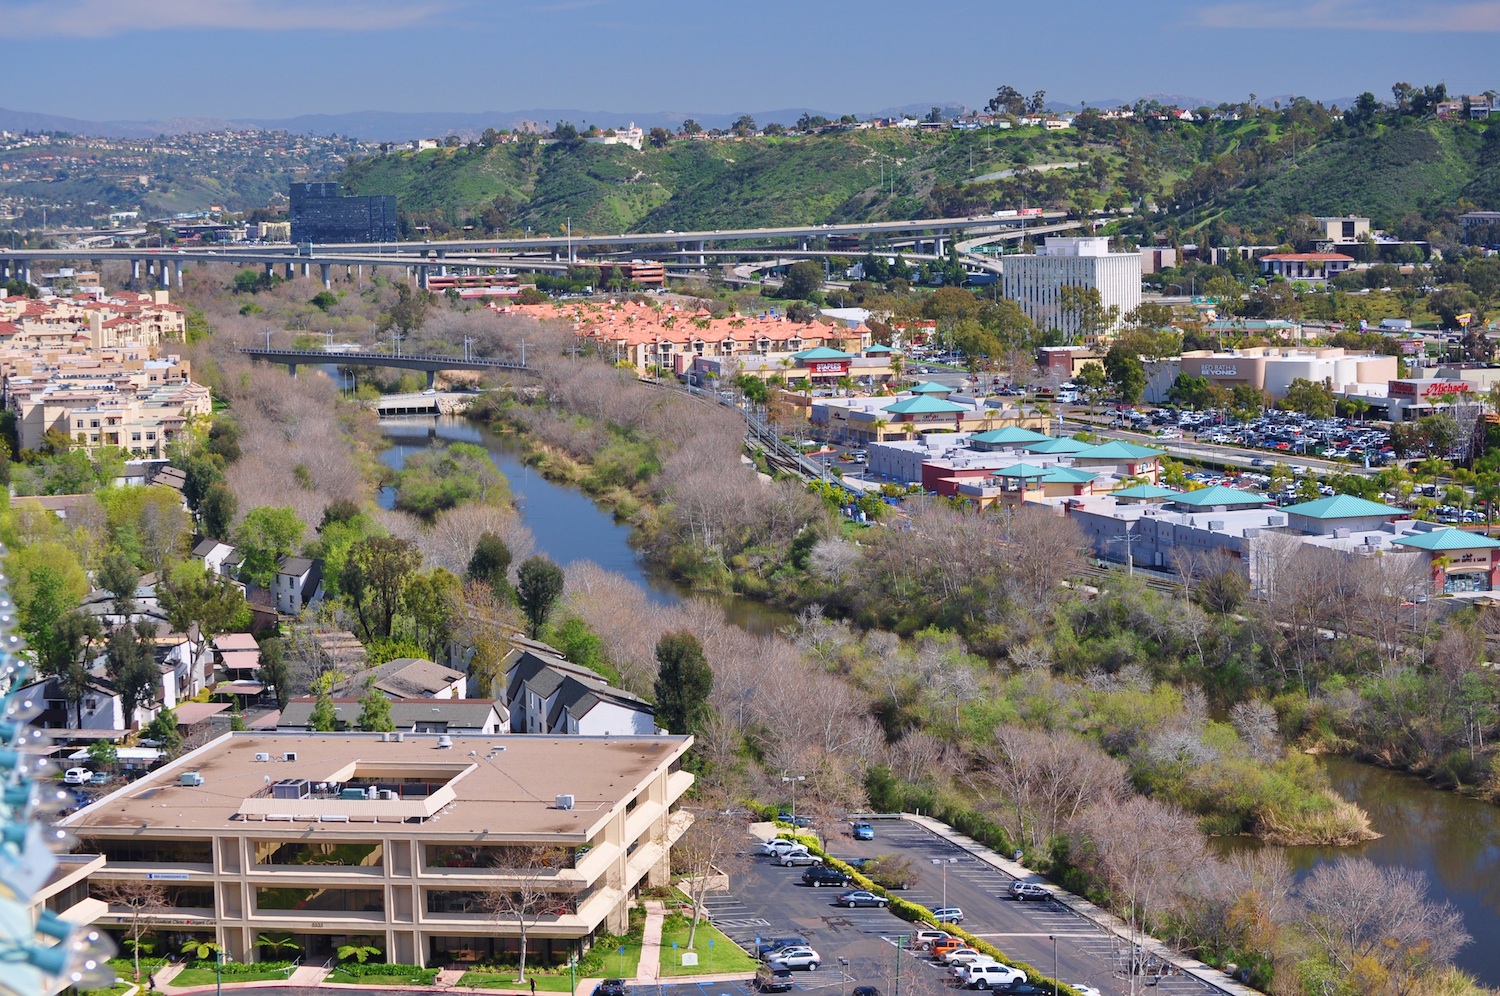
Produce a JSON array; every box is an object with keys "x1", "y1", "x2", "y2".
[{"x1": 59, "y1": 731, "x2": 695, "y2": 968}]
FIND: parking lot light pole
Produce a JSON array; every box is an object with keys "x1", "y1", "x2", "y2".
[
  {"x1": 1049, "y1": 935, "x2": 1057, "y2": 996},
  {"x1": 781, "y1": 773, "x2": 805, "y2": 823},
  {"x1": 838, "y1": 957, "x2": 849, "y2": 996},
  {"x1": 932, "y1": 857, "x2": 957, "y2": 910}
]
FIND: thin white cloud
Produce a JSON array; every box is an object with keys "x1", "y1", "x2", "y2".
[
  {"x1": 1199, "y1": 0, "x2": 1500, "y2": 31},
  {"x1": 0, "y1": 0, "x2": 452, "y2": 37}
]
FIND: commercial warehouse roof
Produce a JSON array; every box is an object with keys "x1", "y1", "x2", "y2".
[
  {"x1": 970, "y1": 426, "x2": 1049, "y2": 445},
  {"x1": 1280, "y1": 495, "x2": 1406, "y2": 520},
  {"x1": 883, "y1": 395, "x2": 968, "y2": 414},
  {"x1": 1393, "y1": 528, "x2": 1500, "y2": 552},
  {"x1": 1111, "y1": 484, "x2": 1180, "y2": 500},
  {"x1": 61, "y1": 731, "x2": 693, "y2": 836},
  {"x1": 1023, "y1": 436, "x2": 1092, "y2": 454},
  {"x1": 1072, "y1": 440, "x2": 1163, "y2": 460},
  {"x1": 1167, "y1": 484, "x2": 1268, "y2": 509}
]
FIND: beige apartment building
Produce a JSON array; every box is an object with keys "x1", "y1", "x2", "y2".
[{"x1": 61, "y1": 732, "x2": 694, "y2": 968}]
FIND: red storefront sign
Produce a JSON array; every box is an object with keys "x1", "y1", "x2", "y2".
[{"x1": 808, "y1": 361, "x2": 850, "y2": 374}]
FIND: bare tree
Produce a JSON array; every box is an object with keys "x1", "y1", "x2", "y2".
[
  {"x1": 1297, "y1": 858, "x2": 1469, "y2": 991},
  {"x1": 482, "y1": 844, "x2": 571, "y2": 983},
  {"x1": 100, "y1": 879, "x2": 169, "y2": 981},
  {"x1": 671, "y1": 799, "x2": 752, "y2": 950},
  {"x1": 1229, "y1": 700, "x2": 1282, "y2": 763},
  {"x1": 978, "y1": 726, "x2": 1127, "y2": 851}
]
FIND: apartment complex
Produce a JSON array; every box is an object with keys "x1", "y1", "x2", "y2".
[
  {"x1": 1001, "y1": 237, "x2": 1142, "y2": 345},
  {"x1": 289, "y1": 182, "x2": 398, "y2": 243},
  {"x1": 0, "y1": 290, "x2": 185, "y2": 349},
  {"x1": 62, "y1": 731, "x2": 694, "y2": 967}
]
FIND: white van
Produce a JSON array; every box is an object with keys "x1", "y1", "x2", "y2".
[{"x1": 959, "y1": 963, "x2": 1027, "y2": 989}]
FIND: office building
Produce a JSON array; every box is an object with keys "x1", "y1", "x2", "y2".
[
  {"x1": 1001, "y1": 237, "x2": 1141, "y2": 345},
  {"x1": 61, "y1": 731, "x2": 694, "y2": 967},
  {"x1": 289, "y1": 182, "x2": 398, "y2": 244}
]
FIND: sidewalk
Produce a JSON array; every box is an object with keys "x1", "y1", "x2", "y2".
[
  {"x1": 901, "y1": 813, "x2": 1261, "y2": 996},
  {"x1": 636, "y1": 899, "x2": 666, "y2": 984}
]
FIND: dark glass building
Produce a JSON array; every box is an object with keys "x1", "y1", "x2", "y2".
[{"x1": 289, "y1": 182, "x2": 398, "y2": 244}]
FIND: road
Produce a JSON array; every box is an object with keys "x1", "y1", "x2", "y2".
[{"x1": 711, "y1": 820, "x2": 1226, "y2": 996}]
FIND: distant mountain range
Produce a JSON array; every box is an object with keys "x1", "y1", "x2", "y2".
[{"x1": 0, "y1": 93, "x2": 1361, "y2": 143}]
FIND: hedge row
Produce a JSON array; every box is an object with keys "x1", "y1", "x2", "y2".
[{"x1": 768, "y1": 823, "x2": 1083, "y2": 996}]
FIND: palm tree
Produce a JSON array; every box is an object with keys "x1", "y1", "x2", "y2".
[
  {"x1": 1476, "y1": 473, "x2": 1500, "y2": 535},
  {"x1": 872, "y1": 417, "x2": 890, "y2": 443},
  {"x1": 257, "y1": 934, "x2": 302, "y2": 959}
]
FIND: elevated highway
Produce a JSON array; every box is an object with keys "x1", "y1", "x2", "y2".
[{"x1": 239, "y1": 347, "x2": 528, "y2": 389}]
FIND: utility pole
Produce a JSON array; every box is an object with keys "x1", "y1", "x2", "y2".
[
  {"x1": 1108, "y1": 526, "x2": 1141, "y2": 576},
  {"x1": 931, "y1": 857, "x2": 958, "y2": 909}
]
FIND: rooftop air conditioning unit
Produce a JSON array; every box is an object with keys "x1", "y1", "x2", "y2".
[
  {"x1": 394, "y1": 732, "x2": 405, "y2": 742},
  {"x1": 1208, "y1": 520, "x2": 1226, "y2": 531},
  {"x1": 555, "y1": 794, "x2": 575, "y2": 811},
  {"x1": 282, "y1": 752, "x2": 297, "y2": 762},
  {"x1": 436, "y1": 735, "x2": 454, "y2": 749},
  {"x1": 254, "y1": 752, "x2": 271, "y2": 762},
  {"x1": 379, "y1": 789, "x2": 398, "y2": 801},
  {"x1": 180, "y1": 772, "x2": 203, "y2": 787}
]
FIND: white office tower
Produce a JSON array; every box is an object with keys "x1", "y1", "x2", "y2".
[{"x1": 1001, "y1": 236, "x2": 1142, "y2": 345}]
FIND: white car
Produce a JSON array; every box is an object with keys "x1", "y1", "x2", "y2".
[
  {"x1": 958, "y1": 964, "x2": 1026, "y2": 989},
  {"x1": 945, "y1": 950, "x2": 992, "y2": 970},
  {"x1": 769, "y1": 946, "x2": 821, "y2": 971},
  {"x1": 1069, "y1": 986, "x2": 1102, "y2": 996},
  {"x1": 778, "y1": 847, "x2": 820, "y2": 867},
  {"x1": 63, "y1": 768, "x2": 92, "y2": 785},
  {"x1": 758, "y1": 837, "x2": 800, "y2": 857}
]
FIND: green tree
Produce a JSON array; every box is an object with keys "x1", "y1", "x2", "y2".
[
  {"x1": 98, "y1": 548, "x2": 142, "y2": 616},
  {"x1": 1075, "y1": 361, "x2": 1108, "y2": 400},
  {"x1": 343, "y1": 536, "x2": 422, "y2": 641},
  {"x1": 402, "y1": 568, "x2": 461, "y2": 657},
  {"x1": 18, "y1": 565, "x2": 74, "y2": 675},
  {"x1": 233, "y1": 506, "x2": 304, "y2": 588},
  {"x1": 516, "y1": 556, "x2": 566, "y2": 638},
  {"x1": 105, "y1": 619, "x2": 160, "y2": 723},
  {"x1": 258, "y1": 637, "x2": 293, "y2": 710},
  {"x1": 87, "y1": 739, "x2": 118, "y2": 769},
  {"x1": 1278, "y1": 378, "x2": 1336, "y2": 419},
  {"x1": 160, "y1": 564, "x2": 249, "y2": 648},
  {"x1": 1103, "y1": 344, "x2": 1147, "y2": 404},
  {"x1": 1058, "y1": 285, "x2": 1119, "y2": 344},
  {"x1": 466, "y1": 533, "x2": 514, "y2": 598},
  {"x1": 1167, "y1": 373, "x2": 1216, "y2": 410},
  {"x1": 653, "y1": 631, "x2": 714, "y2": 737},
  {"x1": 781, "y1": 261, "x2": 825, "y2": 300},
  {"x1": 144, "y1": 707, "x2": 183, "y2": 751},
  {"x1": 358, "y1": 684, "x2": 396, "y2": 732},
  {"x1": 309, "y1": 674, "x2": 339, "y2": 732},
  {"x1": 201, "y1": 483, "x2": 237, "y2": 540}
]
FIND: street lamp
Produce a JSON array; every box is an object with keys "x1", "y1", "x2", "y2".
[
  {"x1": 838, "y1": 957, "x2": 849, "y2": 996},
  {"x1": 215, "y1": 948, "x2": 227, "y2": 996},
  {"x1": 1049, "y1": 935, "x2": 1057, "y2": 996},
  {"x1": 780, "y1": 773, "x2": 805, "y2": 823},
  {"x1": 931, "y1": 857, "x2": 958, "y2": 910}
]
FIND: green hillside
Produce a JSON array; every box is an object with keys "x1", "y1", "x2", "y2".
[{"x1": 334, "y1": 115, "x2": 1500, "y2": 241}]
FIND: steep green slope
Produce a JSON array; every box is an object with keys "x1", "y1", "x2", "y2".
[{"x1": 1212, "y1": 124, "x2": 1483, "y2": 227}]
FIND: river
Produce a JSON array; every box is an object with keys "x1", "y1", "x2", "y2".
[
  {"x1": 376, "y1": 414, "x2": 794, "y2": 634},
  {"x1": 1218, "y1": 755, "x2": 1500, "y2": 984}
]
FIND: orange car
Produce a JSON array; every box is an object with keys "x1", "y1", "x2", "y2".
[{"x1": 930, "y1": 938, "x2": 966, "y2": 960}]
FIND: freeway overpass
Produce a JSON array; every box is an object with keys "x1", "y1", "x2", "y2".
[{"x1": 239, "y1": 347, "x2": 529, "y2": 388}]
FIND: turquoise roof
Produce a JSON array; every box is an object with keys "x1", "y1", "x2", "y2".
[
  {"x1": 864, "y1": 343, "x2": 895, "y2": 353},
  {"x1": 1073, "y1": 440, "x2": 1164, "y2": 461},
  {"x1": 908, "y1": 381, "x2": 953, "y2": 394},
  {"x1": 1393, "y1": 528, "x2": 1500, "y2": 552},
  {"x1": 1038, "y1": 466, "x2": 1098, "y2": 484},
  {"x1": 793, "y1": 346, "x2": 854, "y2": 360},
  {"x1": 1281, "y1": 495, "x2": 1406, "y2": 520},
  {"x1": 883, "y1": 395, "x2": 968, "y2": 415},
  {"x1": 970, "y1": 426, "x2": 1050, "y2": 445},
  {"x1": 1168, "y1": 484, "x2": 1269, "y2": 508},
  {"x1": 991, "y1": 462, "x2": 1052, "y2": 478},
  {"x1": 1112, "y1": 484, "x2": 1180, "y2": 500},
  {"x1": 1024, "y1": 436, "x2": 1092, "y2": 454}
]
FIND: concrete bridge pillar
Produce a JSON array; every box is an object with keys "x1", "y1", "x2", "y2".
[
  {"x1": 321, "y1": 263, "x2": 332, "y2": 290},
  {"x1": 418, "y1": 265, "x2": 429, "y2": 290},
  {"x1": 551, "y1": 248, "x2": 561, "y2": 262},
  {"x1": 174, "y1": 259, "x2": 183, "y2": 289},
  {"x1": 288, "y1": 364, "x2": 298, "y2": 379},
  {"x1": 695, "y1": 241, "x2": 707, "y2": 266},
  {"x1": 283, "y1": 261, "x2": 295, "y2": 281},
  {"x1": 935, "y1": 237, "x2": 947, "y2": 255},
  {"x1": 21, "y1": 262, "x2": 30, "y2": 286},
  {"x1": 799, "y1": 239, "x2": 809, "y2": 252},
  {"x1": 264, "y1": 262, "x2": 274, "y2": 278},
  {"x1": 300, "y1": 262, "x2": 310, "y2": 279},
  {"x1": 426, "y1": 369, "x2": 437, "y2": 389},
  {"x1": 158, "y1": 260, "x2": 170, "y2": 290}
]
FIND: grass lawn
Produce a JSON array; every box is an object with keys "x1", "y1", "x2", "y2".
[
  {"x1": 658, "y1": 918, "x2": 759, "y2": 977},
  {"x1": 105, "y1": 957, "x2": 167, "y2": 986},
  {"x1": 171, "y1": 965, "x2": 294, "y2": 987},
  {"x1": 327, "y1": 967, "x2": 438, "y2": 986},
  {"x1": 455, "y1": 972, "x2": 582, "y2": 991}
]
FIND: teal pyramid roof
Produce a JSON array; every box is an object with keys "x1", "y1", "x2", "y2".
[
  {"x1": 793, "y1": 346, "x2": 854, "y2": 360},
  {"x1": 1281, "y1": 495, "x2": 1406, "y2": 520},
  {"x1": 1168, "y1": 484, "x2": 1269, "y2": 508},
  {"x1": 884, "y1": 395, "x2": 968, "y2": 414},
  {"x1": 1393, "y1": 528, "x2": 1500, "y2": 552},
  {"x1": 1024, "y1": 436, "x2": 1092, "y2": 454},
  {"x1": 1038, "y1": 466, "x2": 1098, "y2": 483},
  {"x1": 1073, "y1": 440, "x2": 1164, "y2": 460},
  {"x1": 864, "y1": 343, "x2": 895, "y2": 353},
  {"x1": 1112, "y1": 484, "x2": 1180, "y2": 500},
  {"x1": 970, "y1": 426, "x2": 1050, "y2": 445},
  {"x1": 908, "y1": 381, "x2": 952, "y2": 394},
  {"x1": 992, "y1": 462, "x2": 1052, "y2": 478}
]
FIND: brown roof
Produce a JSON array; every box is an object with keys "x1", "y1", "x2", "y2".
[{"x1": 62, "y1": 731, "x2": 692, "y2": 837}]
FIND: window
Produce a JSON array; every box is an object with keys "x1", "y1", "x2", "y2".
[
  {"x1": 254, "y1": 840, "x2": 382, "y2": 867},
  {"x1": 90, "y1": 420, "x2": 99, "y2": 428},
  {"x1": 79, "y1": 838, "x2": 213, "y2": 864},
  {"x1": 256, "y1": 886, "x2": 385, "y2": 912},
  {"x1": 146, "y1": 432, "x2": 156, "y2": 440},
  {"x1": 131, "y1": 433, "x2": 141, "y2": 442}
]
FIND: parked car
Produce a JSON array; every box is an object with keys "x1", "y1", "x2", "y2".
[
  {"x1": 769, "y1": 946, "x2": 821, "y2": 971},
  {"x1": 754, "y1": 966, "x2": 795, "y2": 992},
  {"x1": 63, "y1": 768, "x2": 92, "y2": 785},
  {"x1": 835, "y1": 890, "x2": 888, "y2": 908},
  {"x1": 758, "y1": 837, "x2": 800, "y2": 857},
  {"x1": 1068, "y1": 986, "x2": 1103, "y2": 996},
  {"x1": 852, "y1": 988, "x2": 880, "y2": 996},
  {"x1": 932, "y1": 906, "x2": 964, "y2": 924},
  {"x1": 930, "y1": 937, "x2": 966, "y2": 960},
  {"x1": 940, "y1": 946, "x2": 984, "y2": 965},
  {"x1": 803, "y1": 866, "x2": 850, "y2": 888},
  {"x1": 851, "y1": 820, "x2": 875, "y2": 840},
  {"x1": 756, "y1": 937, "x2": 809, "y2": 957},
  {"x1": 1008, "y1": 881, "x2": 1051, "y2": 901},
  {"x1": 958, "y1": 964, "x2": 1026, "y2": 989},
  {"x1": 593, "y1": 980, "x2": 627, "y2": 996},
  {"x1": 909, "y1": 929, "x2": 951, "y2": 951},
  {"x1": 992, "y1": 984, "x2": 1049, "y2": 996},
  {"x1": 779, "y1": 847, "x2": 820, "y2": 867},
  {"x1": 777, "y1": 811, "x2": 813, "y2": 828},
  {"x1": 944, "y1": 950, "x2": 992, "y2": 971}
]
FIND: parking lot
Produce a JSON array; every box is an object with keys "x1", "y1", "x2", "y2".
[{"x1": 700, "y1": 818, "x2": 1229, "y2": 996}]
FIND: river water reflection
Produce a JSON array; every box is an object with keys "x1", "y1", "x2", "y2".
[
  {"x1": 1218, "y1": 755, "x2": 1500, "y2": 984},
  {"x1": 377, "y1": 415, "x2": 794, "y2": 634}
]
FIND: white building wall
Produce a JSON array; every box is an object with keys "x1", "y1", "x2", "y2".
[
  {"x1": 1002, "y1": 246, "x2": 1142, "y2": 340},
  {"x1": 575, "y1": 700, "x2": 657, "y2": 737}
]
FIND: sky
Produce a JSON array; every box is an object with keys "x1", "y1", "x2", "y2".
[{"x1": 1, "y1": 0, "x2": 1497, "y2": 122}]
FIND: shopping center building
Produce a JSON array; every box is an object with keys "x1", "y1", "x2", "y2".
[{"x1": 60, "y1": 731, "x2": 694, "y2": 967}]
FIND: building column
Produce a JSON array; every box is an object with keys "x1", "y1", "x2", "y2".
[
  {"x1": 321, "y1": 263, "x2": 332, "y2": 289},
  {"x1": 0, "y1": 259, "x2": 9, "y2": 281}
]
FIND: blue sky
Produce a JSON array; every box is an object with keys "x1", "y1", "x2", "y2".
[{"x1": 2, "y1": 0, "x2": 1497, "y2": 121}]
